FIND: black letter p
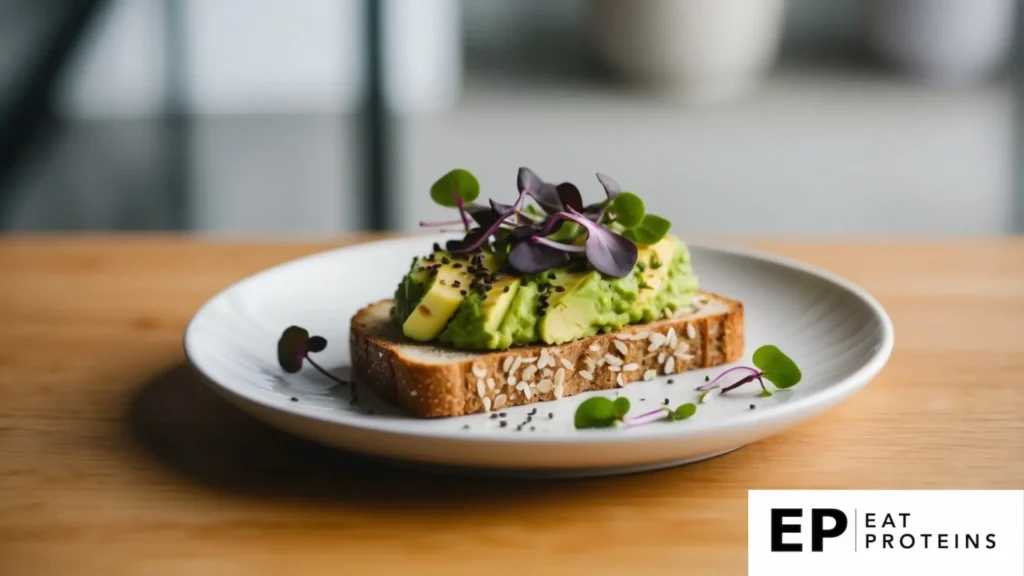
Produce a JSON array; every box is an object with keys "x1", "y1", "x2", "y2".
[{"x1": 811, "y1": 509, "x2": 848, "y2": 552}]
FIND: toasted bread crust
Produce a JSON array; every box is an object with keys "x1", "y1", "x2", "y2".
[{"x1": 350, "y1": 292, "x2": 744, "y2": 418}]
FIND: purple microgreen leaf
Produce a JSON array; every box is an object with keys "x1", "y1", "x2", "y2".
[
  {"x1": 308, "y1": 336, "x2": 327, "y2": 352},
  {"x1": 430, "y1": 168, "x2": 480, "y2": 207},
  {"x1": 277, "y1": 326, "x2": 310, "y2": 373},
  {"x1": 510, "y1": 223, "x2": 541, "y2": 240},
  {"x1": 489, "y1": 198, "x2": 514, "y2": 215},
  {"x1": 555, "y1": 182, "x2": 584, "y2": 213},
  {"x1": 508, "y1": 240, "x2": 570, "y2": 274},
  {"x1": 532, "y1": 236, "x2": 586, "y2": 253},
  {"x1": 558, "y1": 210, "x2": 637, "y2": 277},
  {"x1": 465, "y1": 203, "x2": 499, "y2": 228},
  {"x1": 596, "y1": 172, "x2": 621, "y2": 199},
  {"x1": 517, "y1": 167, "x2": 561, "y2": 213}
]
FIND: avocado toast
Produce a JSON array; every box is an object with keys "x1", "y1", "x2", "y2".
[{"x1": 350, "y1": 167, "x2": 745, "y2": 418}]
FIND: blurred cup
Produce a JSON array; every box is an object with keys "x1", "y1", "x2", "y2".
[
  {"x1": 864, "y1": 0, "x2": 1015, "y2": 86},
  {"x1": 587, "y1": 0, "x2": 786, "y2": 103}
]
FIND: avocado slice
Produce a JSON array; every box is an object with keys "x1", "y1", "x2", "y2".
[
  {"x1": 634, "y1": 237, "x2": 678, "y2": 307},
  {"x1": 439, "y1": 276, "x2": 521, "y2": 350},
  {"x1": 401, "y1": 252, "x2": 475, "y2": 341},
  {"x1": 538, "y1": 269, "x2": 636, "y2": 345}
]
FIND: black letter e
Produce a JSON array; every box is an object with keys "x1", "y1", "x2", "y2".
[{"x1": 771, "y1": 508, "x2": 803, "y2": 552}]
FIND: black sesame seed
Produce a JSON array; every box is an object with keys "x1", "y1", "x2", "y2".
[
  {"x1": 515, "y1": 425, "x2": 523, "y2": 432},
  {"x1": 528, "y1": 408, "x2": 537, "y2": 416},
  {"x1": 484, "y1": 284, "x2": 493, "y2": 292},
  {"x1": 460, "y1": 290, "x2": 467, "y2": 296},
  {"x1": 749, "y1": 404, "x2": 756, "y2": 410},
  {"x1": 548, "y1": 412, "x2": 554, "y2": 419},
  {"x1": 490, "y1": 413, "x2": 499, "y2": 419},
  {"x1": 499, "y1": 421, "x2": 508, "y2": 428},
  {"x1": 433, "y1": 242, "x2": 442, "y2": 252},
  {"x1": 290, "y1": 397, "x2": 298, "y2": 402},
  {"x1": 461, "y1": 424, "x2": 470, "y2": 430},
  {"x1": 452, "y1": 280, "x2": 461, "y2": 288},
  {"x1": 641, "y1": 398, "x2": 646, "y2": 402},
  {"x1": 704, "y1": 375, "x2": 710, "y2": 382},
  {"x1": 555, "y1": 286, "x2": 566, "y2": 293},
  {"x1": 547, "y1": 272, "x2": 557, "y2": 280},
  {"x1": 667, "y1": 379, "x2": 675, "y2": 384},
  {"x1": 530, "y1": 426, "x2": 536, "y2": 432},
  {"x1": 662, "y1": 398, "x2": 670, "y2": 406},
  {"x1": 499, "y1": 412, "x2": 508, "y2": 417},
  {"x1": 441, "y1": 257, "x2": 451, "y2": 264},
  {"x1": 503, "y1": 285, "x2": 510, "y2": 293}
]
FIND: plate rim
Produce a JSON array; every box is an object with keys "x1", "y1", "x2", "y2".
[{"x1": 183, "y1": 234, "x2": 895, "y2": 445}]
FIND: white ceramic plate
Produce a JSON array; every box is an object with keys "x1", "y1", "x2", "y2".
[{"x1": 184, "y1": 234, "x2": 893, "y2": 478}]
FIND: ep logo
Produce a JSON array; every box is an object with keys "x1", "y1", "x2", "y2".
[{"x1": 771, "y1": 508, "x2": 849, "y2": 552}]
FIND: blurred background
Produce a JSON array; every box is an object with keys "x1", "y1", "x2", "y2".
[{"x1": 0, "y1": 0, "x2": 1020, "y2": 236}]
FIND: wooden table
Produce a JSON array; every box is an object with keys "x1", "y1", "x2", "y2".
[{"x1": 2, "y1": 235, "x2": 1023, "y2": 575}]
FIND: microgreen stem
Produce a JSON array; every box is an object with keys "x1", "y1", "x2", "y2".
[
  {"x1": 624, "y1": 407, "x2": 671, "y2": 427},
  {"x1": 452, "y1": 194, "x2": 473, "y2": 232},
  {"x1": 532, "y1": 236, "x2": 586, "y2": 252},
  {"x1": 450, "y1": 190, "x2": 530, "y2": 253},
  {"x1": 696, "y1": 366, "x2": 761, "y2": 391},
  {"x1": 304, "y1": 354, "x2": 348, "y2": 386},
  {"x1": 719, "y1": 374, "x2": 769, "y2": 395}
]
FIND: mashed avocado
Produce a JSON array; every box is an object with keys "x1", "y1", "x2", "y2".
[{"x1": 392, "y1": 235, "x2": 698, "y2": 350}]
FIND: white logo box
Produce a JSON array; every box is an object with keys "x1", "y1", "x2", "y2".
[{"x1": 749, "y1": 490, "x2": 1024, "y2": 576}]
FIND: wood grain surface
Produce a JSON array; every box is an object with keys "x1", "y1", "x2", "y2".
[{"x1": 1, "y1": 235, "x2": 1022, "y2": 576}]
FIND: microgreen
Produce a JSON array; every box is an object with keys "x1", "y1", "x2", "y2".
[
  {"x1": 276, "y1": 326, "x2": 348, "y2": 386},
  {"x1": 696, "y1": 345, "x2": 802, "y2": 396},
  {"x1": 430, "y1": 169, "x2": 480, "y2": 207},
  {"x1": 610, "y1": 192, "x2": 645, "y2": 227},
  {"x1": 624, "y1": 214, "x2": 672, "y2": 246},
  {"x1": 420, "y1": 166, "x2": 673, "y2": 277},
  {"x1": 574, "y1": 395, "x2": 699, "y2": 429},
  {"x1": 574, "y1": 396, "x2": 631, "y2": 429}
]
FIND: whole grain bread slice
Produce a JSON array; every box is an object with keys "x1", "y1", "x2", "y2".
[{"x1": 350, "y1": 291, "x2": 744, "y2": 418}]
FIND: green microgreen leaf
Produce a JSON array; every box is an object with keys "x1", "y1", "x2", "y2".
[
  {"x1": 614, "y1": 396, "x2": 631, "y2": 417},
  {"x1": 574, "y1": 397, "x2": 625, "y2": 429},
  {"x1": 752, "y1": 345, "x2": 803, "y2": 389},
  {"x1": 611, "y1": 192, "x2": 645, "y2": 227},
  {"x1": 430, "y1": 168, "x2": 480, "y2": 207},
  {"x1": 757, "y1": 389, "x2": 774, "y2": 398},
  {"x1": 624, "y1": 214, "x2": 671, "y2": 245},
  {"x1": 672, "y1": 403, "x2": 697, "y2": 421}
]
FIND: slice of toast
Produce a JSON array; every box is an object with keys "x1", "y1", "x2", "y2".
[{"x1": 350, "y1": 291, "x2": 744, "y2": 418}]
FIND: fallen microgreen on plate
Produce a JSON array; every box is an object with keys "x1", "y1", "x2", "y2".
[
  {"x1": 277, "y1": 325, "x2": 349, "y2": 387},
  {"x1": 696, "y1": 344, "x2": 802, "y2": 396},
  {"x1": 574, "y1": 396, "x2": 699, "y2": 430}
]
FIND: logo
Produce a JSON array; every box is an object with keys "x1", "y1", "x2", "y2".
[
  {"x1": 770, "y1": 508, "x2": 848, "y2": 552},
  {"x1": 749, "y1": 490, "x2": 1024, "y2": 576}
]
